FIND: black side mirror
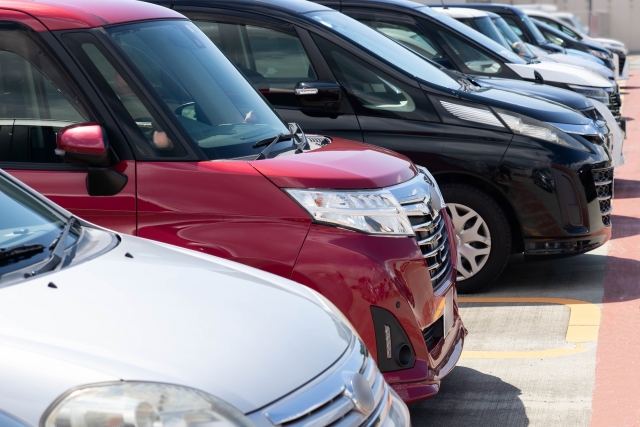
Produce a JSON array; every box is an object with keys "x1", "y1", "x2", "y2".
[{"x1": 295, "y1": 81, "x2": 342, "y2": 111}]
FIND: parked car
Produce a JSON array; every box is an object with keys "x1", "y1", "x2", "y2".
[
  {"x1": 0, "y1": 168, "x2": 411, "y2": 427},
  {"x1": 164, "y1": 0, "x2": 614, "y2": 292},
  {"x1": 553, "y1": 11, "x2": 589, "y2": 34},
  {"x1": 0, "y1": 0, "x2": 464, "y2": 403},
  {"x1": 430, "y1": 7, "x2": 625, "y2": 167},
  {"x1": 438, "y1": 7, "x2": 615, "y2": 82},
  {"x1": 523, "y1": 9, "x2": 629, "y2": 79},
  {"x1": 531, "y1": 19, "x2": 616, "y2": 73}
]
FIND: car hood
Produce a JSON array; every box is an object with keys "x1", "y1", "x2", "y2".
[
  {"x1": 456, "y1": 85, "x2": 591, "y2": 125},
  {"x1": 250, "y1": 137, "x2": 417, "y2": 189},
  {"x1": 544, "y1": 53, "x2": 614, "y2": 79},
  {"x1": 472, "y1": 77, "x2": 594, "y2": 110},
  {"x1": 0, "y1": 235, "x2": 351, "y2": 424},
  {"x1": 506, "y1": 61, "x2": 614, "y2": 87}
]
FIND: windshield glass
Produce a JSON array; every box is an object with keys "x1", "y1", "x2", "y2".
[
  {"x1": 105, "y1": 20, "x2": 291, "y2": 160},
  {"x1": 519, "y1": 13, "x2": 547, "y2": 44},
  {"x1": 305, "y1": 11, "x2": 461, "y2": 90},
  {"x1": 0, "y1": 176, "x2": 79, "y2": 277},
  {"x1": 420, "y1": 7, "x2": 526, "y2": 64},
  {"x1": 491, "y1": 16, "x2": 536, "y2": 60}
]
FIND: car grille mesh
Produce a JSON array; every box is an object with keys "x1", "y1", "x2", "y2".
[
  {"x1": 259, "y1": 339, "x2": 391, "y2": 427},
  {"x1": 592, "y1": 167, "x2": 614, "y2": 227}
]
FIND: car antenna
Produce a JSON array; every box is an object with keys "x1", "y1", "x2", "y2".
[{"x1": 441, "y1": 0, "x2": 448, "y2": 9}]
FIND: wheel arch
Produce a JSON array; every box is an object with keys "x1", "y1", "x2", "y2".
[{"x1": 433, "y1": 172, "x2": 524, "y2": 254}]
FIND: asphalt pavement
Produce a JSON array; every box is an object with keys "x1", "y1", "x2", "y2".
[{"x1": 408, "y1": 59, "x2": 640, "y2": 427}]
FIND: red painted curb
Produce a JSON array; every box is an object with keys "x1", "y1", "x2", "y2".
[{"x1": 590, "y1": 74, "x2": 640, "y2": 426}]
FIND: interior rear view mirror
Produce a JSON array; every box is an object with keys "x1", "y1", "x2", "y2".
[
  {"x1": 295, "y1": 81, "x2": 342, "y2": 111},
  {"x1": 56, "y1": 123, "x2": 110, "y2": 168}
]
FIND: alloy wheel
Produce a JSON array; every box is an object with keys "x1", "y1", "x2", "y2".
[{"x1": 446, "y1": 203, "x2": 492, "y2": 281}]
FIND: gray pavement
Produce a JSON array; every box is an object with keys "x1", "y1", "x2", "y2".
[{"x1": 409, "y1": 245, "x2": 607, "y2": 427}]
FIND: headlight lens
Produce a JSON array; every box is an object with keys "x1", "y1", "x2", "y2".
[
  {"x1": 494, "y1": 108, "x2": 590, "y2": 152},
  {"x1": 567, "y1": 84, "x2": 610, "y2": 105},
  {"x1": 588, "y1": 49, "x2": 612, "y2": 60},
  {"x1": 43, "y1": 382, "x2": 254, "y2": 427},
  {"x1": 285, "y1": 189, "x2": 414, "y2": 236}
]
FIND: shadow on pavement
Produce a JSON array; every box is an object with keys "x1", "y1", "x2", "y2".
[
  {"x1": 610, "y1": 179, "x2": 640, "y2": 199},
  {"x1": 409, "y1": 367, "x2": 528, "y2": 427}
]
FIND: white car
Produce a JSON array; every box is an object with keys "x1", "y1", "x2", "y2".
[
  {"x1": 522, "y1": 9, "x2": 629, "y2": 79},
  {"x1": 0, "y1": 170, "x2": 410, "y2": 427}
]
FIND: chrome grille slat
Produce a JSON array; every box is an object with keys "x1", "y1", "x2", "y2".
[
  {"x1": 255, "y1": 338, "x2": 394, "y2": 427},
  {"x1": 388, "y1": 173, "x2": 453, "y2": 292}
]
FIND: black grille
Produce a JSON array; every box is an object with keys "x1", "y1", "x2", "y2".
[
  {"x1": 592, "y1": 167, "x2": 614, "y2": 227},
  {"x1": 422, "y1": 316, "x2": 443, "y2": 350},
  {"x1": 581, "y1": 107, "x2": 599, "y2": 121},
  {"x1": 619, "y1": 55, "x2": 626, "y2": 72},
  {"x1": 400, "y1": 204, "x2": 452, "y2": 291}
]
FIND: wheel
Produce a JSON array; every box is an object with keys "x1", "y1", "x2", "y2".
[{"x1": 440, "y1": 184, "x2": 511, "y2": 293}]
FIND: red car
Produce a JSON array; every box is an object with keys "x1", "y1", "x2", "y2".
[{"x1": 0, "y1": 0, "x2": 465, "y2": 402}]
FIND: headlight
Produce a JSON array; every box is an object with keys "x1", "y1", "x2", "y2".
[
  {"x1": 494, "y1": 108, "x2": 590, "y2": 152},
  {"x1": 43, "y1": 382, "x2": 255, "y2": 427},
  {"x1": 588, "y1": 49, "x2": 612, "y2": 61},
  {"x1": 567, "y1": 84, "x2": 610, "y2": 105},
  {"x1": 285, "y1": 189, "x2": 414, "y2": 236}
]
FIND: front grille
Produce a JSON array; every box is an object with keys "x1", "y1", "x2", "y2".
[
  {"x1": 422, "y1": 316, "x2": 444, "y2": 350},
  {"x1": 389, "y1": 173, "x2": 452, "y2": 292},
  {"x1": 592, "y1": 167, "x2": 614, "y2": 227},
  {"x1": 252, "y1": 338, "x2": 393, "y2": 427},
  {"x1": 581, "y1": 107, "x2": 599, "y2": 121},
  {"x1": 619, "y1": 55, "x2": 626, "y2": 72}
]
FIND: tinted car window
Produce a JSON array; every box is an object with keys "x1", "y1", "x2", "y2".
[
  {"x1": 0, "y1": 48, "x2": 87, "y2": 163},
  {"x1": 437, "y1": 29, "x2": 503, "y2": 74},
  {"x1": 0, "y1": 176, "x2": 78, "y2": 277},
  {"x1": 357, "y1": 19, "x2": 444, "y2": 61},
  {"x1": 491, "y1": 16, "x2": 536, "y2": 60},
  {"x1": 314, "y1": 36, "x2": 439, "y2": 122},
  {"x1": 194, "y1": 21, "x2": 317, "y2": 96},
  {"x1": 306, "y1": 10, "x2": 461, "y2": 91}
]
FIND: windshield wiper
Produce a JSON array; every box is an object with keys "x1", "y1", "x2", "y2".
[
  {"x1": 253, "y1": 133, "x2": 295, "y2": 160},
  {"x1": 32, "y1": 217, "x2": 78, "y2": 275},
  {"x1": 0, "y1": 244, "x2": 44, "y2": 263}
]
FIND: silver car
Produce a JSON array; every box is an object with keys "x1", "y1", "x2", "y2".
[{"x1": 0, "y1": 170, "x2": 410, "y2": 427}]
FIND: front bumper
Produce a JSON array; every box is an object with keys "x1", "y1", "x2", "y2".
[{"x1": 290, "y1": 213, "x2": 464, "y2": 403}]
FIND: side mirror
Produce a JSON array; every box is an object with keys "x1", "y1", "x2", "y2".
[
  {"x1": 56, "y1": 123, "x2": 127, "y2": 197},
  {"x1": 295, "y1": 81, "x2": 342, "y2": 111},
  {"x1": 56, "y1": 123, "x2": 110, "y2": 168}
]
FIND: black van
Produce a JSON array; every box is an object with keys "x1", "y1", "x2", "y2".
[{"x1": 150, "y1": 0, "x2": 614, "y2": 292}]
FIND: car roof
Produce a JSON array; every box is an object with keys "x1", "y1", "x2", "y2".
[
  {"x1": 439, "y1": 3, "x2": 527, "y2": 16},
  {"x1": 433, "y1": 7, "x2": 489, "y2": 18},
  {"x1": 0, "y1": 0, "x2": 183, "y2": 31},
  {"x1": 173, "y1": 0, "x2": 332, "y2": 14}
]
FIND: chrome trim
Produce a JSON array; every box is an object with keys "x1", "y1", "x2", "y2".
[
  {"x1": 417, "y1": 220, "x2": 444, "y2": 245},
  {"x1": 547, "y1": 121, "x2": 602, "y2": 136},
  {"x1": 594, "y1": 178, "x2": 613, "y2": 186},
  {"x1": 252, "y1": 336, "x2": 395, "y2": 427},
  {"x1": 14, "y1": 119, "x2": 78, "y2": 128},
  {"x1": 440, "y1": 100, "x2": 504, "y2": 128},
  {"x1": 433, "y1": 336, "x2": 464, "y2": 381},
  {"x1": 422, "y1": 236, "x2": 448, "y2": 258},
  {"x1": 597, "y1": 195, "x2": 612, "y2": 201}
]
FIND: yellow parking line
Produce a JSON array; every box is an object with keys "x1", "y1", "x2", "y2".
[{"x1": 458, "y1": 297, "x2": 601, "y2": 359}]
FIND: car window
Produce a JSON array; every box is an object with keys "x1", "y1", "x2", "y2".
[
  {"x1": 502, "y1": 16, "x2": 524, "y2": 37},
  {"x1": 539, "y1": 28, "x2": 567, "y2": 47},
  {"x1": 437, "y1": 30, "x2": 503, "y2": 74},
  {"x1": 0, "y1": 48, "x2": 88, "y2": 163},
  {"x1": 538, "y1": 17, "x2": 561, "y2": 30},
  {"x1": 313, "y1": 36, "x2": 439, "y2": 122},
  {"x1": 195, "y1": 21, "x2": 317, "y2": 98},
  {"x1": 357, "y1": 18, "x2": 444, "y2": 61}
]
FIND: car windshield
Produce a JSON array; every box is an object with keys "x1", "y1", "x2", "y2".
[
  {"x1": 305, "y1": 11, "x2": 461, "y2": 90},
  {"x1": 419, "y1": 7, "x2": 526, "y2": 64},
  {"x1": 0, "y1": 175, "x2": 79, "y2": 277},
  {"x1": 518, "y1": 12, "x2": 547, "y2": 44},
  {"x1": 105, "y1": 20, "x2": 291, "y2": 160},
  {"x1": 491, "y1": 16, "x2": 536, "y2": 60}
]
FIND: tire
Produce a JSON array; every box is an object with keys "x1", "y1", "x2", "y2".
[{"x1": 440, "y1": 184, "x2": 511, "y2": 294}]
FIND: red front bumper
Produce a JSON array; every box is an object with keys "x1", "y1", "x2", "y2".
[{"x1": 290, "y1": 213, "x2": 465, "y2": 403}]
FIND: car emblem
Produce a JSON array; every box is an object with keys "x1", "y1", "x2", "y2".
[{"x1": 348, "y1": 373, "x2": 375, "y2": 414}]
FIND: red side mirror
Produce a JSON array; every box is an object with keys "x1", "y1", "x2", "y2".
[{"x1": 56, "y1": 123, "x2": 109, "y2": 167}]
